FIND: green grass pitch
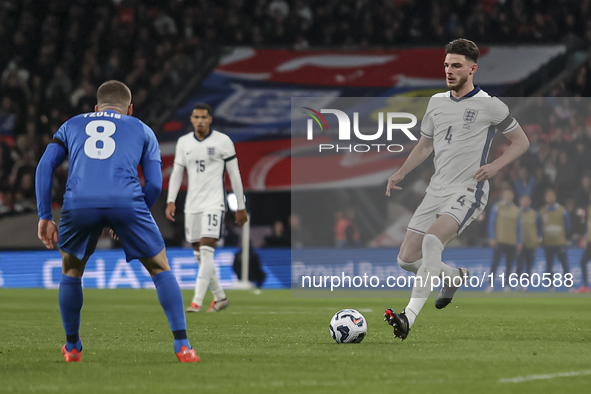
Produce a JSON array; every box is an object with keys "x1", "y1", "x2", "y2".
[{"x1": 1, "y1": 289, "x2": 590, "y2": 393}]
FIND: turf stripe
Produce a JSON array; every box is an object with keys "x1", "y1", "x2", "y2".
[{"x1": 499, "y1": 370, "x2": 591, "y2": 383}]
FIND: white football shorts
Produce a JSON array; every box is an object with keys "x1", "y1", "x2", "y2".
[
  {"x1": 407, "y1": 187, "x2": 488, "y2": 235},
  {"x1": 184, "y1": 209, "x2": 224, "y2": 243}
]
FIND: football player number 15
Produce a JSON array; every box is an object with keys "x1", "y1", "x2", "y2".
[{"x1": 84, "y1": 120, "x2": 116, "y2": 160}]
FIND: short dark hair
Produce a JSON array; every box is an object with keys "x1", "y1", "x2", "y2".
[
  {"x1": 97, "y1": 80, "x2": 132, "y2": 108},
  {"x1": 445, "y1": 38, "x2": 479, "y2": 63},
  {"x1": 192, "y1": 103, "x2": 212, "y2": 115}
]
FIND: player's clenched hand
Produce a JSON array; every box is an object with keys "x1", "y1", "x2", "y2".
[
  {"x1": 385, "y1": 172, "x2": 404, "y2": 196},
  {"x1": 235, "y1": 209, "x2": 248, "y2": 227},
  {"x1": 473, "y1": 164, "x2": 499, "y2": 182},
  {"x1": 38, "y1": 219, "x2": 58, "y2": 250},
  {"x1": 110, "y1": 229, "x2": 119, "y2": 241},
  {"x1": 165, "y1": 202, "x2": 176, "y2": 221}
]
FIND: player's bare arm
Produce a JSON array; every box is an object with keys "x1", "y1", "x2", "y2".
[
  {"x1": 226, "y1": 153, "x2": 247, "y2": 226},
  {"x1": 473, "y1": 126, "x2": 529, "y2": 182},
  {"x1": 165, "y1": 202, "x2": 176, "y2": 221},
  {"x1": 386, "y1": 136, "x2": 433, "y2": 196},
  {"x1": 165, "y1": 159, "x2": 184, "y2": 221},
  {"x1": 235, "y1": 209, "x2": 248, "y2": 226}
]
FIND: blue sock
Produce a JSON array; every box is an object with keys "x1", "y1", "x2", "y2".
[
  {"x1": 153, "y1": 271, "x2": 191, "y2": 353},
  {"x1": 59, "y1": 274, "x2": 83, "y2": 352}
]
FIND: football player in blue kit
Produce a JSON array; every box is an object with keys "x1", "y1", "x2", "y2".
[{"x1": 35, "y1": 80, "x2": 200, "y2": 363}]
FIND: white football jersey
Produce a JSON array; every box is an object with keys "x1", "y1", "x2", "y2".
[
  {"x1": 171, "y1": 130, "x2": 237, "y2": 213},
  {"x1": 420, "y1": 87, "x2": 518, "y2": 196}
]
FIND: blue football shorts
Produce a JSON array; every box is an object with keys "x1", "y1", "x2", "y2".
[{"x1": 58, "y1": 206, "x2": 165, "y2": 261}]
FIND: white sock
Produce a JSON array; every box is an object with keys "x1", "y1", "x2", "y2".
[
  {"x1": 397, "y1": 256, "x2": 422, "y2": 273},
  {"x1": 209, "y1": 275, "x2": 227, "y2": 302},
  {"x1": 405, "y1": 234, "x2": 444, "y2": 327},
  {"x1": 205, "y1": 246, "x2": 226, "y2": 301},
  {"x1": 440, "y1": 262, "x2": 460, "y2": 287},
  {"x1": 193, "y1": 250, "x2": 201, "y2": 264},
  {"x1": 398, "y1": 256, "x2": 458, "y2": 285},
  {"x1": 192, "y1": 246, "x2": 215, "y2": 306}
]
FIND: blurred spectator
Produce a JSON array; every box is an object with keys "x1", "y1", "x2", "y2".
[
  {"x1": 513, "y1": 167, "x2": 535, "y2": 200},
  {"x1": 263, "y1": 220, "x2": 290, "y2": 247},
  {"x1": 540, "y1": 189, "x2": 571, "y2": 287},
  {"x1": 576, "y1": 198, "x2": 591, "y2": 293},
  {"x1": 334, "y1": 207, "x2": 360, "y2": 248},
  {"x1": 531, "y1": 167, "x2": 552, "y2": 210},
  {"x1": 488, "y1": 188, "x2": 521, "y2": 290},
  {"x1": 555, "y1": 150, "x2": 578, "y2": 200},
  {"x1": 45, "y1": 65, "x2": 72, "y2": 103},
  {"x1": 515, "y1": 195, "x2": 541, "y2": 284},
  {"x1": 572, "y1": 141, "x2": 591, "y2": 174},
  {"x1": 0, "y1": 142, "x2": 14, "y2": 192},
  {"x1": 13, "y1": 171, "x2": 35, "y2": 213},
  {"x1": 565, "y1": 197, "x2": 584, "y2": 243},
  {"x1": 574, "y1": 175, "x2": 591, "y2": 209},
  {"x1": 233, "y1": 246, "x2": 266, "y2": 288},
  {"x1": 289, "y1": 213, "x2": 308, "y2": 249}
]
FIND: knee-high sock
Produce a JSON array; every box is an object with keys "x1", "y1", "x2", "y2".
[
  {"x1": 59, "y1": 274, "x2": 83, "y2": 351},
  {"x1": 153, "y1": 270, "x2": 190, "y2": 353},
  {"x1": 192, "y1": 245, "x2": 215, "y2": 306},
  {"x1": 208, "y1": 269, "x2": 227, "y2": 302},
  {"x1": 200, "y1": 246, "x2": 226, "y2": 301},
  {"x1": 440, "y1": 262, "x2": 461, "y2": 286},
  {"x1": 193, "y1": 250, "x2": 201, "y2": 264},
  {"x1": 405, "y1": 234, "x2": 444, "y2": 327},
  {"x1": 398, "y1": 256, "x2": 422, "y2": 273},
  {"x1": 398, "y1": 256, "x2": 459, "y2": 285}
]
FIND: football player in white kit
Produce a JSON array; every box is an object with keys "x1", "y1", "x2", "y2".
[
  {"x1": 166, "y1": 103, "x2": 247, "y2": 313},
  {"x1": 383, "y1": 39, "x2": 530, "y2": 340}
]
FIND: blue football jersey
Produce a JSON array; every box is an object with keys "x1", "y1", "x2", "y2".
[{"x1": 54, "y1": 110, "x2": 161, "y2": 210}]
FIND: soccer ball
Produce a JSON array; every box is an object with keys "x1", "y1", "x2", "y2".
[{"x1": 329, "y1": 309, "x2": 367, "y2": 343}]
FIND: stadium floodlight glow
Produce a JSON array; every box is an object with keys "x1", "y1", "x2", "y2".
[{"x1": 227, "y1": 192, "x2": 246, "y2": 212}]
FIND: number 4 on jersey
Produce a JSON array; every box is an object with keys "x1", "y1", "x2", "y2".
[
  {"x1": 456, "y1": 195, "x2": 466, "y2": 206},
  {"x1": 445, "y1": 126, "x2": 452, "y2": 144}
]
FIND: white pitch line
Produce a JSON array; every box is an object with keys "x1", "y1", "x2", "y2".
[
  {"x1": 499, "y1": 370, "x2": 591, "y2": 383},
  {"x1": 228, "y1": 311, "x2": 312, "y2": 314}
]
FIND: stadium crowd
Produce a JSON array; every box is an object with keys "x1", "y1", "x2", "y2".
[
  {"x1": 2, "y1": 0, "x2": 591, "y2": 251},
  {"x1": 0, "y1": 0, "x2": 205, "y2": 217},
  {"x1": 193, "y1": 0, "x2": 591, "y2": 48}
]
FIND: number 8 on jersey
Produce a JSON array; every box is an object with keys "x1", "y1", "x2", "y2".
[{"x1": 84, "y1": 120, "x2": 116, "y2": 160}]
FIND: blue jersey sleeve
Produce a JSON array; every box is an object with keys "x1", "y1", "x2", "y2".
[
  {"x1": 35, "y1": 142, "x2": 67, "y2": 220},
  {"x1": 564, "y1": 208, "x2": 571, "y2": 235},
  {"x1": 141, "y1": 122, "x2": 162, "y2": 165},
  {"x1": 140, "y1": 122, "x2": 162, "y2": 209},
  {"x1": 143, "y1": 160, "x2": 162, "y2": 209},
  {"x1": 53, "y1": 122, "x2": 68, "y2": 147}
]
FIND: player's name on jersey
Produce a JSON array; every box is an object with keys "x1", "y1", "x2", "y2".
[{"x1": 83, "y1": 111, "x2": 122, "y2": 119}]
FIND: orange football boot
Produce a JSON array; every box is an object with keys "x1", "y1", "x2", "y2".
[
  {"x1": 61, "y1": 344, "x2": 82, "y2": 362},
  {"x1": 186, "y1": 303, "x2": 201, "y2": 313},
  {"x1": 176, "y1": 346, "x2": 201, "y2": 363}
]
